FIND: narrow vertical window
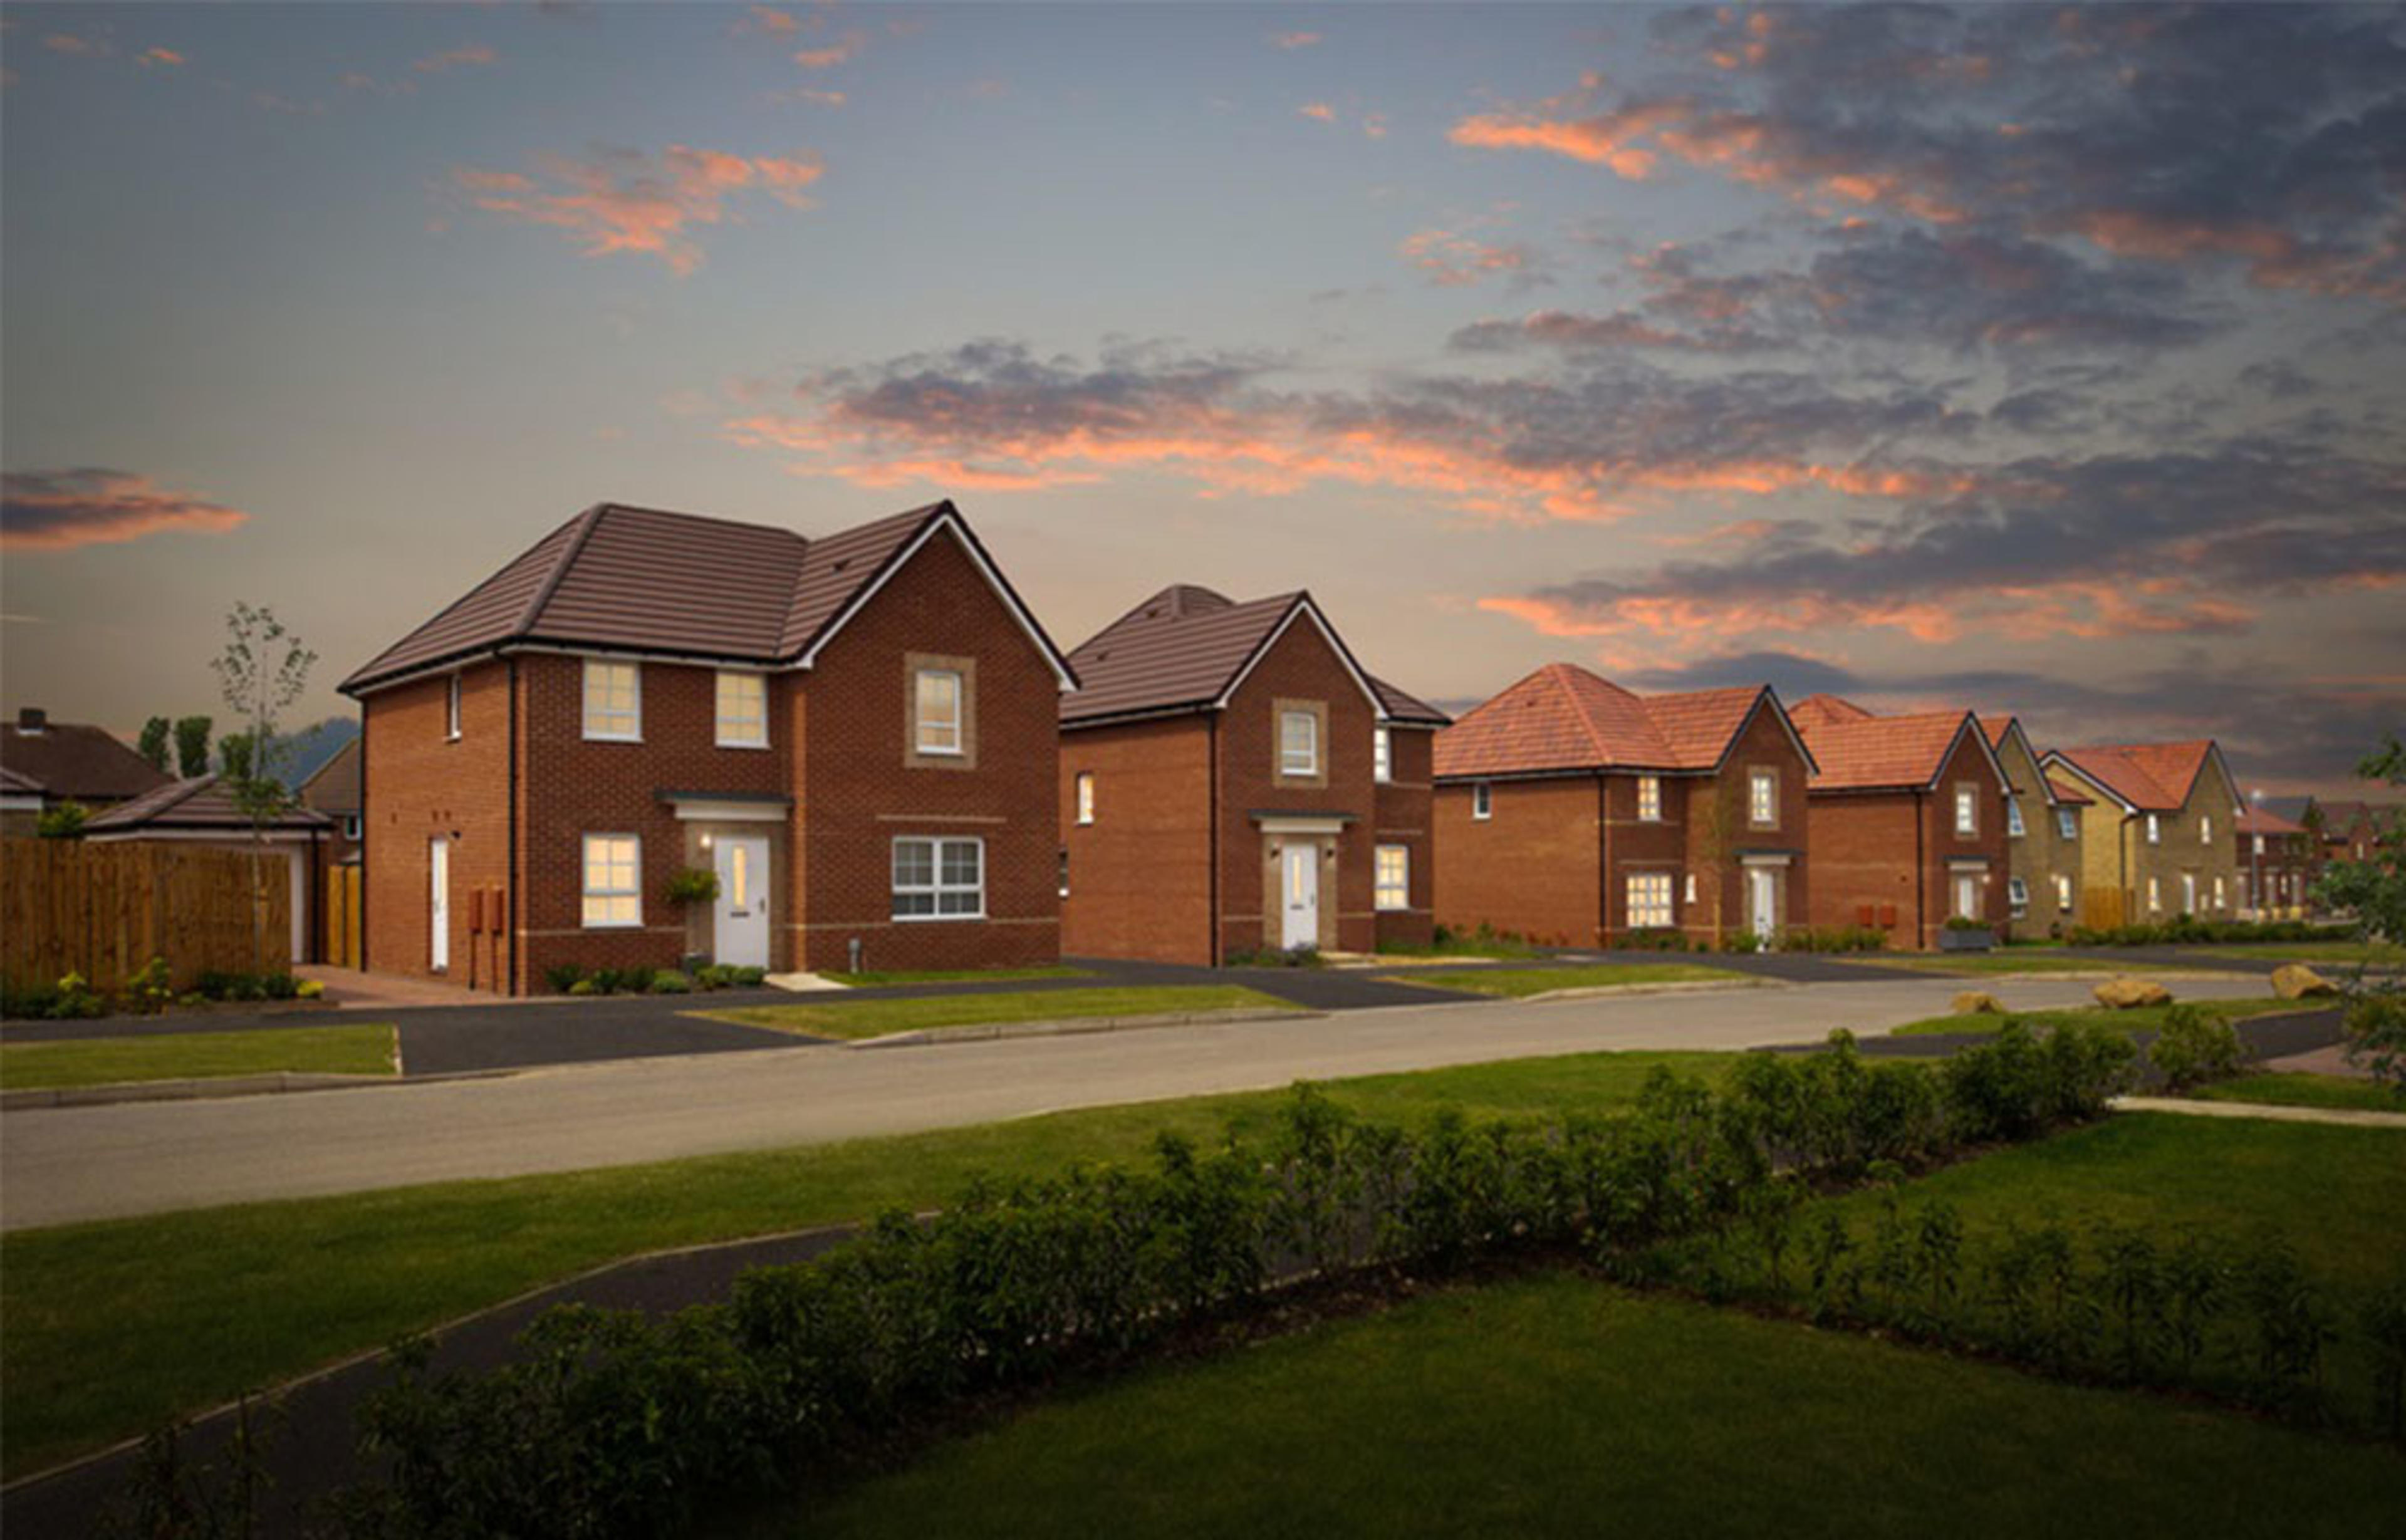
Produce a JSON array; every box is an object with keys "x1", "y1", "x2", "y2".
[
  {"x1": 914, "y1": 669, "x2": 962, "y2": 755},
  {"x1": 583, "y1": 660, "x2": 641, "y2": 741},
  {"x1": 2145, "y1": 813, "x2": 2161, "y2": 844},
  {"x1": 2007, "y1": 800, "x2": 2025, "y2": 838},
  {"x1": 1637, "y1": 775, "x2": 1662, "y2": 821},
  {"x1": 2055, "y1": 874, "x2": 2072, "y2": 912},
  {"x1": 2008, "y1": 876, "x2": 2029, "y2": 915},
  {"x1": 2147, "y1": 875, "x2": 2162, "y2": 912},
  {"x1": 1375, "y1": 845, "x2": 1410, "y2": 911},
  {"x1": 445, "y1": 674, "x2": 462, "y2": 742},
  {"x1": 1954, "y1": 786, "x2": 1977, "y2": 836},
  {"x1": 1076, "y1": 771, "x2": 1096, "y2": 826},
  {"x1": 2058, "y1": 808, "x2": 2076, "y2": 841},
  {"x1": 2200, "y1": 814, "x2": 2212, "y2": 843},
  {"x1": 1373, "y1": 727, "x2": 1392, "y2": 784},
  {"x1": 1749, "y1": 769, "x2": 1776, "y2": 827},
  {"x1": 1471, "y1": 782, "x2": 1492, "y2": 821},
  {"x1": 716, "y1": 671, "x2": 767, "y2": 747}
]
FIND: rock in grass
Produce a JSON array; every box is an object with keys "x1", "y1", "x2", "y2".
[
  {"x1": 1952, "y1": 991, "x2": 2007, "y2": 1016},
  {"x1": 2093, "y1": 976, "x2": 2172, "y2": 1009},
  {"x1": 2270, "y1": 963, "x2": 2338, "y2": 1000}
]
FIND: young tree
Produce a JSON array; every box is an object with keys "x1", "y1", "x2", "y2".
[
  {"x1": 173, "y1": 715, "x2": 213, "y2": 779},
  {"x1": 1692, "y1": 778, "x2": 1740, "y2": 948},
  {"x1": 217, "y1": 732, "x2": 256, "y2": 781},
  {"x1": 136, "y1": 716, "x2": 172, "y2": 774},
  {"x1": 211, "y1": 605, "x2": 316, "y2": 974},
  {"x1": 2319, "y1": 734, "x2": 2405, "y2": 1090},
  {"x1": 36, "y1": 799, "x2": 89, "y2": 840}
]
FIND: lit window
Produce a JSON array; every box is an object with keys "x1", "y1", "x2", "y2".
[
  {"x1": 445, "y1": 674, "x2": 462, "y2": 741},
  {"x1": 581, "y1": 835, "x2": 640, "y2": 928},
  {"x1": 2181, "y1": 873, "x2": 2197, "y2": 914},
  {"x1": 1954, "y1": 786, "x2": 1977, "y2": 836},
  {"x1": 1375, "y1": 845, "x2": 1410, "y2": 911},
  {"x1": 1472, "y1": 783, "x2": 1491, "y2": 821},
  {"x1": 914, "y1": 669, "x2": 962, "y2": 756},
  {"x1": 2145, "y1": 813, "x2": 2160, "y2": 844},
  {"x1": 1058, "y1": 848, "x2": 1070, "y2": 899},
  {"x1": 2148, "y1": 875, "x2": 2162, "y2": 912},
  {"x1": 2054, "y1": 874, "x2": 2072, "y2": 912},
  {"x1": 1627, "y1": 871, "x2": 1673, "y2": 929},
  {"x1": 1374, "y1": 727, "x2": 1392, "y2": 784},
  {"x1": 727, "y1": 842, "x2": 749, "y2": 910},
  {"x1": 893, "y1": 836, "x2": 982, "y2": 919},
  {"x1": 2200, "y1": 814, "x2": 2212, "y2": 844},
  {"x1": 2212, "y1": 875, "x2": 2225, "y2": 910},
  {"x1": 1684, "y1": 872, "x2": 1697, "y2": 904},
  {"x1": 1749, "y1": 770, "x2": 1776, "y2": 827},
  {"x1": 716, "y1": 672, "x2": 767, "y2": 747},
  {"x1": 1279, "y1": 710, "x2": 1318, "y2": 776},
  {"x1": 2007, "y1": 800, "x2": 2025, "y2": 838},
  {"x1": 2008, "y1": 876, "x2": 2029, "y2": 915},
  {"x1": 1638, "y1": 776, "x2": 1662, "y2": 821},
  {"x1": 583, "y1": 660, "x2": 641, "y2": 741},
  {"x1": 2057, "y1": 809, "x2": 2077, "y2": 840},
  {"x1": 2253, "y1": 833, "x2": 2264, "y2": 855},
  {"x1": 1076, "y1": 772, "x2": 1095, "y2": 826}
]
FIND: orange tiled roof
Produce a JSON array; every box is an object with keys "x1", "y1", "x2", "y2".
[
  {"x1": 2046, "y1": 775, "x2": 2095, "y2": 806},
  {"x1": 2050, "y1": 741, "x2": 2214, "y2": 812},
  {"x1": 1433, "y1": 663, "x2": 1768, "y2": 778},
  {"x1": 2236, "y1": 805, "x2": 2305, "y2": 836},
  {"x1": 1793, "y1": 709, "x2": 1973, "y2": 792},
  {"x1": 1789, "y1": 694, "x2": 1877, "y2": 729}
]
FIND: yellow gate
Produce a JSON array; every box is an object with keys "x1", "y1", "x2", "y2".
[{"x1": 322, "y1": 865, "x2": 363, "y2": 969}]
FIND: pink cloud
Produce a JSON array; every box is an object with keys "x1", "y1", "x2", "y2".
[
  {"x1": 793, "y1": 29, "x2": 867, "y2": 68},
  {"x1": 2, "y1": 470, "x2": 250, "y2": 552},
  {"x1": 1297, "y1": 101, "x2": 1336, "y2": 123},
  {"x1": 741, "y1": 6, "x2": 801, "y2": 35},
  {"x1": 43, "y1": 33, "x2": 102, "y2": 56},
  {"x1": 449, "y1": 145, "x2": 825, "y2": 274},
  {"x1": 1398, "y1": 227, "x2": 1535, "y2": 287},
  {"x1": 138, "y1": 47, "x2": 184, "y2": 68},
  {"x1": 415, "y1": 44, "x2": 497, "y2": 74},
  {"x1": 1271, "y1": 31, "x2": 1322, "y2": 50}
]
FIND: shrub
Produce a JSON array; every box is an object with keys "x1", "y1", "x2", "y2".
[
  {"x1": 649, "y1": 970, "x2": 692, "y2": 995},
  {"x1": 296, "y1": 979, "x2": 326, "y2": 1000},
  {"x1": 620, "y1": 968, "x2": 657, "y2": 996},
  {"x1": 1788, "y1": 925, "x2": 1886, "y2": 954},
  {"x1": 2147, "y1": 1004, "x2": 2246, "y2": 1091},
  {"x1": 664, "y1": 868, "x2": 720, "y2": 905},
  {"x1": 730, "y1": 966, "x2": 768, "y2": 987},
  {"x1": 1942, "y1": 915, "x2": 1991, "y2": 932},
  {"x1": 545, "y1": 963, "x2": 586, "y2": 994},
  {"x1": 1, "y1": 981, "x2": 61, "y2": 1020},
  {"x1": 36, "y1": 799, "x2": 90, "y2": 840},
  {"x1": 1719, "y1": 930, "x2": 1764, "y2": 954},
  {"x1": 47, "y1": 971, "x2": 107, "y2": 1020},
  {"x1": 123, "y1": 957, "x2": 175, "y2": 1016},
  {"x1": 1610, "y1": 929, "x2": 1690, "y2": 952},
  {"x1": 568, "y1": 979, "x2": 602, "y2": 997},
  {"x1": 262, "y1": 972, "x2": 301, "y2": 1001},
  {"x1": 590, "y1": 969, "x2": 627, "y2": 996}
]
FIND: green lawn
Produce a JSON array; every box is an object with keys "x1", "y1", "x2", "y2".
[
  {"x1": 760, "y1": 1272, "x2": 2400, "y2": 1540},
  {"x1": 1373, "y1": 931, "x2": 1544, "y2": 961},
  {"x1": 1380, "y1": 964, "x2": 1751, "y2": 999},
  {"x1": 1887, "y1": 997, "x2": 2291, "y2": 1037},
  {"x1": 0, "y1": 1026, "x2": 397, "y2": 1091},
  {"x1": 1851, "y1": 954, "x2": 2181, "y2": 977},
  {"x1": 2196, "y1": 940, "x2": 2406, "y2": 966},
  {"x1": 821, "y1": 965, "x2": 1095, "y2": 988},
  {"x1": 0, "y1": 1046, "x2": 1727, "y2": 1479},
  {"x1": 2195, "y1": 1071, "x2": 2406, "y2": 1113},
  {"x1": 696, "y1": 986, "x2": 1299, "y2": 1040}
]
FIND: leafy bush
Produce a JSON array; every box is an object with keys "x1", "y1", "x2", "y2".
[
  {"x1": 125, "y1": 957, "x2": 175, "y2": 1016},
  {"x1": 46, "y1": 971, "x2": 107, "y2": 1020},
  {"x1": 263, "y1": 972, "x2": 301, "y2": 1001},
  {"x1": 620, "y1": 968, "x2": 656, "y2": 996},
  {"x1": 545, "y1": 963, "x2": 586, "y2": 994},
  {"x1": 2066, "y1": 918, "x2": 2355, "y2": 948},
  {"x1": 1942, "y1": 915, "x2": 1992, "y2": 932},
  {"x1": 2147, "y1": 1004, "x2": 2246, "y2": 1091},
  {"x1": 1719, "y1": 930, "x2": 1764, "y2": 954},
  {"x1": 664, "y1": 868, "x2": 720, "y2": 905},
  {"x1": 1225, "y1": 945, "x2": 1325, "y2": 969},
  {"x1": 568, "y1": 979, "x2": 602, "y2": 997},
  {"x1": 649, "y1": 970, "x2": 692, "y2": 995},
  {"x1": 1787, "y1": 925, "x2": 1886, "y2": 954},
  {"x1": 1609, "y1": 929, "x2": 1691, "y2": 952},
  {"x1": 36, "y1": 799, "x2": 90, "y2": 840},
  {"x1": 0, "y1": 981, "x2": 61, "y2": 1020},
  {"x1": 296, "y1": 979, "x2": 326, "y2": 1000},
  {"x1": 731, "y1": 965, "x2": 768, "y2": 987}
]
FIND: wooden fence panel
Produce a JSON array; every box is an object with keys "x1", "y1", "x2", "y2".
[
  {"x1": 2080, "y1": 887, "x2": 2130, "y2": 932},
  {"x1": 322, "y1": 866, "x2": 363, "y2": 969},
  {"x1": 1, "y1": 840, "x2": 292, "y2": 993}
]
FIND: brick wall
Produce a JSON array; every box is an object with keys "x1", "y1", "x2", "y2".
[
  {"x1": 1673, "y1": 704, "x2": 1811, "y2": 945},
  {"x1": 1372, "y1": 725, "x2": 1435, "y2": 949},
  {"x1": 1804, "y1": 793, "x2": 1924, "y2": 945},
  {"x1": 1213, "y1": 618, "x2": 1380, "y2": 959},
  {"x1": 1061, "y1": 715, "x2": 1214, "y2": 964},
  {"x1": 1434, "y1": 775, "x2": 1601, "y2": 947},
  {"x1": 362, "y1": 659, "x2": 512, "y2": 988},
  {"x1": 1994, "y1": 732, "x2": 2080, "y2": 938}
]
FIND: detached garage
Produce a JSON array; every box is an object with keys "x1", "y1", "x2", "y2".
[{"x1": 83, "y1": 776, "x2": 334, "y2": 965}]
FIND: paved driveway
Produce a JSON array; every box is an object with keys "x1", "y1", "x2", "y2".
[{"x1": 0, "y1": 972, "x2": 2281, "y2": 1230}]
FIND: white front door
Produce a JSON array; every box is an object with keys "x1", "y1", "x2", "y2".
[
  {"x1": 429, "y1": 838, "x2": 450, "y2": 972},
  {"x1": 713, "y1": 835, "x2": 770, "y2": 969},
  {"x1": 2181, "y1": 872, "x2": 2197, "y2": 915},
  {"x1": 1954, "y1": 873, "x2": 1980, "y2": 920},
  {"x1": 1747, "y1": 868, "x2": 1778, "y2": 942},
  {"x1": 1281, "y1": 843, "x2": 1320, "y2": 950}
]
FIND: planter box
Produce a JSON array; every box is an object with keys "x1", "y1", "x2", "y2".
[{"x1": 1938, "y1": 927, "x2": 1996, "y2": 952}]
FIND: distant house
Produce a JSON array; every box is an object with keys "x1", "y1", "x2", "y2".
[
  {"x1": 2041, "y1": 741, "x2": 2243, "y2": 927},
  {"x1": 1058, "y1": 585, "x2": 1446, "y2": 964},
  {"x1": 1433, "y1": 664, "x2": 1814, "y2": 949},
  {"x1": 82, "y1": 776, "x2": 335, "y2": 963},
  {"x1": 298, "y1": 736, "x2": 363, "y2": 864},
  {"x1": 340, "y1": 499, "x2": 1076, "y2": 992},
  {"x1": 1789, "y1": 695, "x2": 2011, "y2": 948},
  {"x1": 2234, "y1": 804, "x2": 2316, "y2": 917},
  {"x1": 2313, "y1": 799, "x2": 2399, "y2": 866},
  {"x1": 1979, "y1": 715, "x2": 2085, "y2": 936},
  {"x1": 1, "y1": 766, "x2": 44, "y2": 836},
  {"x1": 0, "y1": 707, "x2": 171, "y2": 814}
]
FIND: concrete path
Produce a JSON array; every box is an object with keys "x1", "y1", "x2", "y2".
[
  {"x1": 2112, "y1": 1095, "x2": 2406, "y2": 1129},
  {"x1": 0, "y1": 973, "x2": 2280, "y2": 1231}
]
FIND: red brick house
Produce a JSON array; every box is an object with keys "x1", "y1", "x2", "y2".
[
  {"x1": 0, "y1": 707, "x2": 171, "y2": 817},
  {"x1": 1057, "y1": 586, "x2": 1447, "y2": 965},
  {"x1": 340, "y1": 499, "x2": 1076, "y2": 992},
  {"x1": 1789, "y1": 695, "x2": 2011, "y2": 948},
  {"x1": 1432, "y1": 665, "x2": 1815, "y2": 949},
  {"x1": 2236, "y1": 804, "x2": 2316, "y2": 917}
]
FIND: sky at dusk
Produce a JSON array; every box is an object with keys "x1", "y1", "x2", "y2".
[{"x1": 3, "y1": 2, "x2": 2401, "y2": 796}]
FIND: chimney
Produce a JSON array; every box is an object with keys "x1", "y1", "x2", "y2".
[{"x1": 16, "y1": 707, "x2": 46, "y2": 732}]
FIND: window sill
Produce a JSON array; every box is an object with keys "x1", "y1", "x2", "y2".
[
  {"x1": 890, "y1": 912, "x2": 987, "y2": 923},
  {"x1": 915, "y1": 744, "x2": 966, "y2": 758},
  {"x1": 580, "y1": 919, "x2": 645, "y2": 930},
  {"x1": 716, "y1": 738, "x2": 772, "y2": 751},
  {"x1": 583, "y1": 732, "x2": 643, "y2": 744}
]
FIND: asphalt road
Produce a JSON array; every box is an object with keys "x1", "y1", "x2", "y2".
[{"x1": 0, "y1": 973, "x2": 2280, "y2": 1232}]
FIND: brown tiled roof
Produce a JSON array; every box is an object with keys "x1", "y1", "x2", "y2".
[
  {"x1": 0, "y1": 717, "x2": 171, "y2": 803},
  {"x1": 2236, "y1": 805, "x2": 2305, "y2": 836},
  {"x1": 1, "y1": 765, "x2": 43, "y2": 796},
  {"x1": 298, "y1": 737, "x2": 361, "y2": 813},
  {"x1": 85, "y1": 775, "x2": 334, "y2": 834},
  {"x1": 1433, "y1": 663, "x2": 1785, "y2": 778},
  {"x1": 2049, "y1": 741, "x2": 2215, "y2": 812},
  {"x1": 1794, "y1": 709, "x2": 1976, "y2": 792},
  {"x1": 1370, "y1": 675, "x2": 1450, "y2": 728},
  {"x1": 341, "y1": 500, "x2": 1069, "y2": 695},
  {"x1": 1061, "y1": 586, "x2": 1410, "y2": 727}
]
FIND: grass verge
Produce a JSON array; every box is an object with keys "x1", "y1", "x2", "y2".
[
  {"x1": 1887, "y1": 998, "x2": 2291, "y2": 1038},
  {"x1": 0, "y1": 1046, "x2": 1729, "y2": 1478},
  {"x1": 1850, "y1": 954, "x2": 2182, "y2": 977},
  {"x1": 2194, "y1": 1071, "x2": 2405, "y2": 1113},
  {"x1": 0, "y1": 1026, "x2": 396, "y2": 1091},
  {"x1": 1380, "y1": 964, "x2": 1749, "y2": 999},
  {"x1": 694, "y1": 986, "x2": 1298, "y2": 1041},
  {"x1": 1372, "y1": 932, "x2": 1544, "y2": 961},
  {"x1": 764, "y1": 1270, "x2": 2401, "y2": 1540},
  {"x1": 820, "y1": 965, "x2": 1095, "y2": 988},
  {"x1": 2195, "y1": 940, "x2": 2406, "y2": 966}
]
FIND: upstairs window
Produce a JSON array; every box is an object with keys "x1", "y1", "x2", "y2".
[
  {"x1": 1374, "y1": 727, "x2": 1392, "y2": 784},
  {"x1": 1472, "y1": 782, "x2": 1492, "y2": 821},
  {"x1": 1749, "y1": 769, "x2": 1777, "y2": 827},
  {"x1": 445, "y1": 674, "x2": 462, "y2": 741},
  {"x1": 2145, "y1": 813, "x2": 2161, "y2": 844},
  {"x1": 1279, "y1": 710, "x2": 1319, "y2": 777},
  {"x1": 893, "y1": 836, "x2": 983, "y2": 919},
  {"x1": 2057, "y1": 809, "x2": 2078, "y2": 841},
  {"x1": 2252, "y1": 833, "x2": 2265, "y2": 856},
  {"x1": 1076, "y1": 772, "x2": 1096, "y2": 826},
  {"x1": 581, "y1": 835, "x2": 640, "y2": 928},
  {"x1": 583, "y1": 660, "x2": 640, "y2": 741},
  {"x1": 914, "y1": 669, "x2": 962, "y2": 756},
  {"x1": 2007, "y1": 800, "x2": 2025, "y2": 838},
  {"x1": 1637, "y1": 775, "x2": 1662, "y2": 821},
  {"x1": 2200, "y1": 814, "x2": 2212, "y2": 843},
  {"x1": 1954, "y1": 786, "x2": 1977, "y2": 836},
  {"x1": 716, "y1": 671, "x2": 767, "y2": 748},
  {"x1": 343, "y1": 813, "x2": 362, "y2": 841}
]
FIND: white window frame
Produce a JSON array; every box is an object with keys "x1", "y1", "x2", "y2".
[
  {"x1": 1637, "y1": 775, "x2": 1662, "y2": 822},
  {"x1": 2200, "y1": 814, "x2": 2212, "y2": 844},
  {"x1": 1075, "y1": 771, "x2": 1096, "y2": 826},
  {"x1": 1954, "y1": 786, "x2": 1977, "y2": 836},
  {"x1": 1279, "y1": 709, "x2": 1319, "y2": 777},
  {"x1": 2057, "y1": 808, "x2": 2078, "y2": 840},
  {"x1": 1627, "y1": 871, "x2": 1674, "y2": 929},
  {"x1": 2054, "y1": 873, "x2": 2073, "y2": 912},
  {"x1": 2008, "y1": 875, "x2": 2029, "y2": 914},
  {"x1": 2252, "y1": 833, "x2": 2265, "y2": 856},
  {"x1": 892, "y1": 835, "x2": 984, "y2": 921},
  {"x1": 1749, "y1": 769, "x2": 1776, "y2": 827},
  {"x1": 582, "y1": 659, "x2": 642, "y2": 742},
  {"x1": 914, "y1": 669, "x2": 964, "y2": 757},
  {"x1": 715, "y1": 670, "x2": 768, "y2": 749},
  {"x1": 2212, "y1": 875, "x2": 2225, "y2": 910},
  {"x1": 581, "y1": 833, "x2": 642, "y2": 929},
  {"x1": 1375, "y1": 844, "x2": 1410, "y2": 912},
  {"x1": 1374, "y1": 727, "x2": 1392, "y2": 784},
  {"x1": 342, "y1": 813, "x2": 362, "y2": 841},
  {"x1": 1471, "y1": 782, "x2": 1492, "y2": 821},
  {"x1": 2145, "y1": 813, "x2": 2160, "y2": 844},
  {"x1": 2181, "y1": 872, "x2": 2197, "y2": 914},
  {"x1": 1684, "y1": 872, "x2": 1698, "y2": 904},
  {"x1": 445, "y1": 674, "x2": 462, "y2": 742},
  {"x1": 2147, "y1": 875, "x2": 2162, "y2": 913},
  {"x1": 2007, "y1": 800, "x2": 2025, "y2": 838}
]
